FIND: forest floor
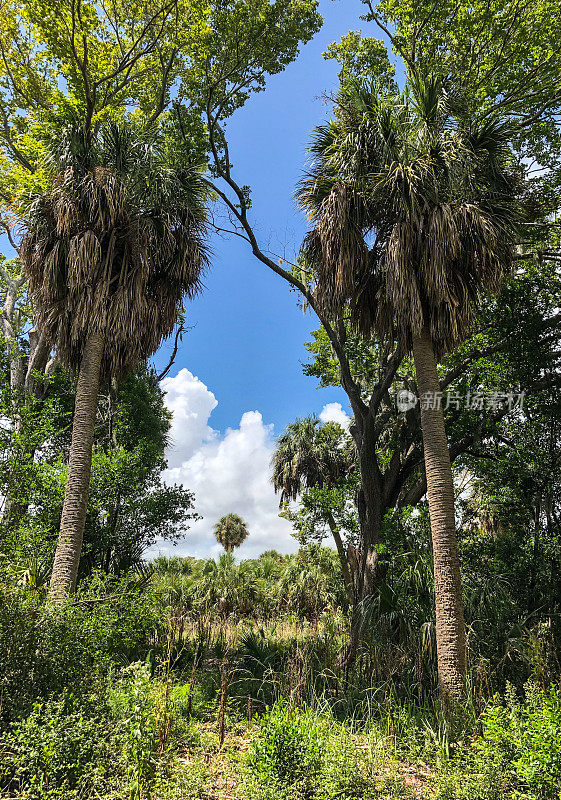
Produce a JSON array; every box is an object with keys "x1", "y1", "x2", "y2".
[{"x1": 166, "y1": 719, "x2": 436, "y2": 800}]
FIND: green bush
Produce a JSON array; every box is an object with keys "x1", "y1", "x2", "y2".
[
  {"x1": 244, "y1": 702, "x2": 410, "y2": 800},
  {"x1": 0, "y1": 576, "x2": 162, "y2": 724},
  {"x1": 0, "y1": 694, "x2": 120, "y2": 799},
  {"x1": 107, "y1": 661, "x2": 160, "y2": 799},
  {"x1": 0, "y1": 662, "x2": 187, "y2": 800},
  {"x1": 477, "y1": 682, "x2": 561, "y2": 799},
  {"x1": 436, "y1": 683, "x2": 561, "y2": 800},
  {"x1": 245, "y1": 701, "x2": 323, "y2": 798}
]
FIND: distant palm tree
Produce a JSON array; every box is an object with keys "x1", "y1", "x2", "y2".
[
  {"x1": 214, "y1": 513, "x2": 249, "y2": 554},
  {"x1": 297, "y1": 75, "x2": 520, "y2": 700},
  {"x1": 20, "y1": 123, "x2": 209, "y2": 600},
  {"x1": 271, "y1": 416, "x2": 355, "y2": 604}
]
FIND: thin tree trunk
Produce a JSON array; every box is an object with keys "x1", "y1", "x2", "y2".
[
  {"x1": 326, "y1": 511, "x2": 354, "y2": 607},
  {"x1": 49, "y1": 332, "x2": 105, "y2": 601},
  {"x1": 342, "y1": 439, "x2": 385, "y2": 667},
  {"x1": 412, "y1": 324, "x2": 466, "y2": 703},
  {"x1": 529, "y1": 495, "x2": 542, "y2": 614},
  {"x1": 356, "y1": 418, "x2": 384, "y2": 601}
]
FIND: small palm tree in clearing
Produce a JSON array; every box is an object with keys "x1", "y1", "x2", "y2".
[{"x1": 214, "y1": 513, "x2": 249, "y2": 554}]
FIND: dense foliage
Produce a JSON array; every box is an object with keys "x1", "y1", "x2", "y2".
[
  {"x1": 0, "y1": 0, "x2": 560, "y2": 796},
  {"x1": 1, "y1": 540, "x2": 560, "y2": 797}
]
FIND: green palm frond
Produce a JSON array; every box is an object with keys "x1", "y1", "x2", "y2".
[
  {"x1": 214, "y1": 513, "x2": 249, "y2": 553},
  {"x1": 271, "y1": 416, "x2": 354, "y2": 505}
]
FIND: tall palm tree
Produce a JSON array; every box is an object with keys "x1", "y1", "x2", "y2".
[
  {"x1": 297, "y1": 76, "x2": 520, "y2": 701},
  {"x1": 214, "y1": 513, "x2": 249, "y2": 554},
  {"x1": 20, "y1": 123, "x2": 209, "y2": 600},
  {"x1": 271, "y1": 416, "x2": 355, "y2": 604}
]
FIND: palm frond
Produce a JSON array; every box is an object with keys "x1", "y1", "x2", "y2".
[
  {"x1": 298, "y1": 74, "x2": 521, "y2": 355},
  {"x1": 20, "y1": 122, "x2": 210, "y2": 378}
]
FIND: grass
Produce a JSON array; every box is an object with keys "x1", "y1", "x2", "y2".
[
  {"x1": 139, "y1": 618, "x2": 561, "y2": 800},
  {"x1": 147, "y1": 716, "x2": 424, "y2": 800},
  {"x1": 1, "y1": 588, "x2": 560, "y2": 800}
]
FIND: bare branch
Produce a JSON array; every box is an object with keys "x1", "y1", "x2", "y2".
[{"x1": 157, "y1": 322, "x2": 187, "y2": 382}]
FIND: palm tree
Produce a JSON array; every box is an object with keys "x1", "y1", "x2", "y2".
[
  {"x1": 271, "y1": 416, "x2": 355, "y2": 604},
  {"x1": 214, "y1": 513, "x2": 249, "y2": 554},
  {"x1": 297, "y1": 76, "x2": 520, "y2": 701},
  {"x1": 20, "y1": 123, "x2": 209, "y2": 600}
]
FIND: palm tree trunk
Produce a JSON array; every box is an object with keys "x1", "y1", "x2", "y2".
[
  {"x1": 49, "y1": 332, "x2": 105, "y2": 601},
  {"x1": 412, "y1": 324, "x2": 466, "y2": 703}
]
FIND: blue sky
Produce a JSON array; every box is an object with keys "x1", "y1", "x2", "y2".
[
  {"x1": 7, "y1": 1, "x2": 396, "y2": 557},
  {"x1": 153, "y1": 0, "x2": 377, "y2": 434},
  {"x1": 150, "y1": 0, "x2": 397, "y2": 557}
]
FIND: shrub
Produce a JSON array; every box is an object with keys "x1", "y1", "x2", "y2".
[
  {"x1": 435, "y1": 683, "x2": 561, "y2": 800},
  {"x1": 0, "y1": 694, "x2": 120, "y2": 799},
  {"x1": 244, "y1": 703, "x2": 409, "y2": 800},
  {"x1": 245, "y1": 701, "x2": 323, "y2": 798},
  {"x1": 477, "y1": 682, "x2": 561, "y2": 799},
  {"x1": 107, "y1": 661, "x2": 159, "y2": 799},
  {"x1": 0, "y1": 662, "x2": 189, "y2": 800},
  {"x1": 0, "y1": 576, "x2": 162, "y2": 724}
]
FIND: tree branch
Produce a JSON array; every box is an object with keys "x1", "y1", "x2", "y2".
[{"x1": 157, "y1": 322, "x2": 187, "y2": 382}]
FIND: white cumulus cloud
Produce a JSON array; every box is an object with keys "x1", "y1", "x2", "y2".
[
  {"x1": 150, "y1": 370, "x2": 351, "y2": 560},
  {"x1": 319, "y1": 401, "x2": 351, "y2": 429},
  {"x1": 153, "y1": 369, "x2": 296, "y2": 559},
  {"x1": 161, "y1": 369, "x2": 218, "y2": 468}
]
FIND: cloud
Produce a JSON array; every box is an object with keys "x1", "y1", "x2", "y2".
[
  {"x1": 152, "y1": 369, "x2": 297, "y2": 560},
  {"x1": 319, "y1": 402, "x2": 351, "y2": 429},
  {"x1": 160, "y1": 369, "x2": 218, "y2": 468},
  {"x1": 150, "y1": 371, "x2": 351, "y2": 560}
]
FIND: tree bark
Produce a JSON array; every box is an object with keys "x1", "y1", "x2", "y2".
[
  {"x1": 357, "y1": 441, "x2": 384, "y2": 601},
  {"x1": 49, "y1": 332, "x2": 105, "y2": 601},
  {"x1": 528, "y1": 495, "x2": 542, "y2": 614},
  {"x1": 342, "y1": 428, "x2": 385, "y2": 666},
  {"x1": 412, "y1": 324, "x2": 466, "y2": 703},
  {"x1": 326, "y1": 511, "x2": 354, "y2": 607}
]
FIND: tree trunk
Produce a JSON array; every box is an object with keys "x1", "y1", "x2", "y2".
[
  {"x1": 412, "y1": 324, "x2": 466, "y2": 703},
  {"x1": 326, "y1": 511, "x2": 354, "y2": 607},
  {"x1": 528, "y1": 495, "x2": 542, "y2": 614},
  {"x1": 49, "y1": 332, "x2": 105, "y2": 601},
  {"x1": 342, "y1": 431, "x2": 385, "y2": 667},
  {"x1": 354, "y1": 416, "x2": 384, "y2": 601}
]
